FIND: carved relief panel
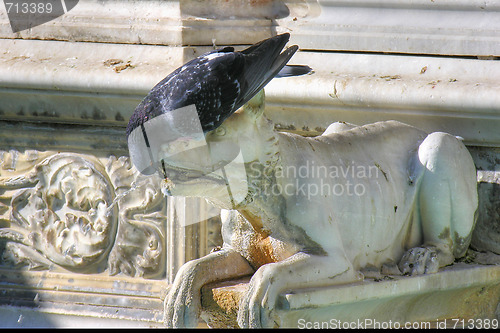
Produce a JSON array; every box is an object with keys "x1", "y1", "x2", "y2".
[{"x1": 0, "y1": 150, "x2": 167, "y2": 279}]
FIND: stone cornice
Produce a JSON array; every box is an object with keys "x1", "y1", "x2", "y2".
[{"x1": 1, "y1": 38, "x2": 499, "y2": 146}]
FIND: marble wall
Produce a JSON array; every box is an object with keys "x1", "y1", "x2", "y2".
[{"x1": 0, "y1": 0, "x2": 499, "y2": 327}]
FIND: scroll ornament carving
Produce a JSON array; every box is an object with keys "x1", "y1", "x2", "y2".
[{"x1": 0, "y1": 150, "x2": 166, "y2": 278}]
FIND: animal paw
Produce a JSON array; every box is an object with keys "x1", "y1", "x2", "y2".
[
  {"x1": 164, "y1": 261, "x2": 203, "y2": 328},
  {"x1": 398, "y1": 246, "x2": 439, "y2": 276},
  {"x1": 237, "y1": 266, "x2": 280, "y2": 328}
]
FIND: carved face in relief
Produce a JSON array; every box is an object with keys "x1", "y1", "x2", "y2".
[{"x1": 11, "y1": 154, "x2": 117, "y2": 268}]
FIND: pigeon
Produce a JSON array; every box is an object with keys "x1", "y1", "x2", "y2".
[
  {"x1": 126, "y1": 33, "x2": 310, "y2": 176},
  {"x1": 126, "y1": 33, "x2": 305, "y2": 137}
]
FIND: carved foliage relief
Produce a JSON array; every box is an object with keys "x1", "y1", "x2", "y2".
[{"x1": 0, "y1": 150, "x2": 166, "y2": 279}]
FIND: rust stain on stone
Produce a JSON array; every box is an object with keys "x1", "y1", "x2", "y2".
[{"x1": 237, "y1": 210, "x2": 281, "y2": 269}]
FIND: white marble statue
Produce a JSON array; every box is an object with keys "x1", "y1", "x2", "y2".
[{"x1": 162, "y1": 92, "x2": 478, "y2": 328}]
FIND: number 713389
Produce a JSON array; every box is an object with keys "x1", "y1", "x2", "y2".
[{"x1": 5, "y1": 2, "x2": 53, "y2": 14}]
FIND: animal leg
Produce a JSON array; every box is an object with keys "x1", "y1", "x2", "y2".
[
  {"x1": 237, "y1": 250, "x2": 361, "y2": 328},
  {"x1": 164, "y1": 248, "x2": 254, "y2": 328},
  {"x1": 399, "y1": 132, "x2": 477, "y2": 275}
]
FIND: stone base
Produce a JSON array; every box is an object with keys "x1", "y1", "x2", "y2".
[
  {"x1": 0, "y1": 269, "x2": 168, "y2": 328},
  {"x1": 201, "y1": 262, "x2": 500, "y2": 328}
]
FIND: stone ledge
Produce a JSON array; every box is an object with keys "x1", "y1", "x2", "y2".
[
  {"x1": 1, "y1": 0, "x2": 499, "y2": 57},
  {"x1": 2, "y1": 39, "x2": 500, "y2": 147},
  {"x1": 201, "y1": 262, "x2": 500, "y2": 328},
  {"x1": 264, "y1": 51, "x2": 500, "y2": 146},
  {"x1": 0, "y1": 0, "x2": 275, "y2": 46},
  {"x1": 0, "y1": 268, "x2": 169, "y2": 327},
  {"x1": 278, "y1": 0, "x2": 500, "y2": 57}
]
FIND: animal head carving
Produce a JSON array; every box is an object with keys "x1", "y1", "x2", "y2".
[{"x1": 160, "y1": 91, "x2": 279, "y2": 210}]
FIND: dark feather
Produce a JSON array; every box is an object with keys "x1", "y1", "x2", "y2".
[
  {"x1": 126, "y1": 33, "x2": 298, "y2": 137},
  {"x1": 276, "y1": 65, "x2": 312, "y2": 78}
]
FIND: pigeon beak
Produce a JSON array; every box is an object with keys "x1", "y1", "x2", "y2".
[
  {"x1": 160, "y1": 160, "x2": 168, "y2": 179},
  {"x1": 163, "y1": 177, "x2": 175, "y2": 191}
]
